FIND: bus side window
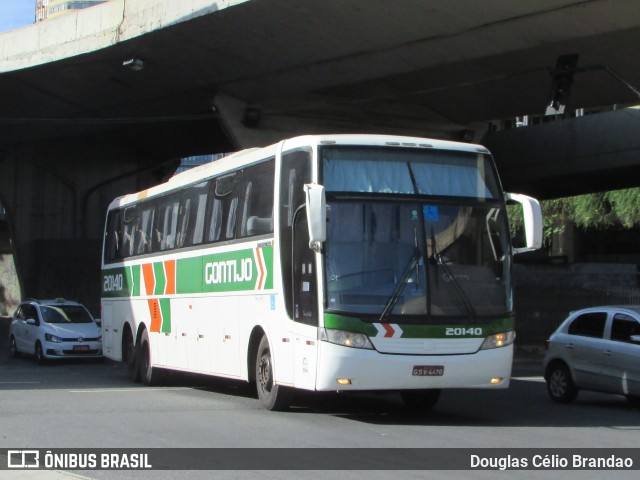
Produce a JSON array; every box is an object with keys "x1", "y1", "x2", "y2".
[
  {"x1": 208, "y1": 198, "x2": 223, "y2": 242},
  {"x1": 207, "y1": 173, "x2": 239, "y2": 243},
  {"x1": 133, "y1": 205, "x2": 155, "y2": 255},
  {"x1": 293, "y1": 211, "x2": 318, "y2": 326},
  {"x1": 279, "y1": 148, "x2": 312, "y2": 319},
  {"x1": 176, "y1": 198, "x2": 191, "y2": 248},
  {"x1": 121, "y1": 206, "x2": 137, "y2": 258},
  {"x1": 239, "y1": 181, "x2": 252, "y2": 237},
  {"x1": 225, "y1": 197, "x2": 238, "y2": 239},
  {"x1": 190, "y1": 192, "x2": 208, "y2": 245},
  {"x1": 158, "y1": 198, "x2": 179, "y2": 251},
  {"x1": 105, "y1": 210, "x2": 122, "y2": 262},
  {"x1": 238, "y1": 159, "x2": 275, "y2": 238},
  {"x1": 175, "y1": 182, "x2": 208, "y2": 248}
]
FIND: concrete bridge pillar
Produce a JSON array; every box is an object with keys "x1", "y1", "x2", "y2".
[{"x1": 0, "y1": 144, "x2": 178, "y2": 316}]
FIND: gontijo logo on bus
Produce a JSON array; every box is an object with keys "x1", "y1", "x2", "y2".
[
  {"x1": 101, "y1": 245, "x2": 273, "y2": 297},
  {"x1": 184, "y1": 246, "x2": 272, "y2": 293},
  {"x1": 204, "y1": 257, "x2": 253, "y2": 285}
]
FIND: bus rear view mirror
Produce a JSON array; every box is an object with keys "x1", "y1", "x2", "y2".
[
  {"x1": 304, "y1": 183, "x2": 326, "y2": 252},
  {"x1": 506, "y1": 192, "x2": 543, "y2": 254}
]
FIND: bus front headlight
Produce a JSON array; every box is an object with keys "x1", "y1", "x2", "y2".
[
  {"x1": 320, "y1": 328, "x2": 374, "y2": 350},
  {"x1": 480, "y1": 331, "x2": 515, "y2": 350}
]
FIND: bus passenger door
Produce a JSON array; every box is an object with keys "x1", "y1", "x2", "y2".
[{"x1": 292, "y1": 211, "x2": 319, "y2": 390}]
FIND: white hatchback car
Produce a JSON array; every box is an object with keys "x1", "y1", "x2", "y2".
[
  {"x1": 8, "y1": 299, "x2": 103, "y2": 363},
  {"x1": 543, "y1": 306, "x2": 640, "y2": 404}
]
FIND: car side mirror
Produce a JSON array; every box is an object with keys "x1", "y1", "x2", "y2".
[
  {"x1": 25, "y1": 318, "x2": 37, "y2": 325},
  {"x1": 630, "y1": 335, "x2": 640, "y2": 344}
]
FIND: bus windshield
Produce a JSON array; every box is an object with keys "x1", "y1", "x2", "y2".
[
  {"x1": 321, "y1": 146, "x2": 511, "y2": 321},
  {"x1": 322, "y1": 145, "x2": 501, "y2": 199}
]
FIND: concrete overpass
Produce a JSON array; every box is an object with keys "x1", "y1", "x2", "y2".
[{"x1": 1, "y1": 0, "x2": 640, "y2": 313}]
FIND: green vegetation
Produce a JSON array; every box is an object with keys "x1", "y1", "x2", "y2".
[{"x1": 508, "y1": 188, "x2": 640, "y2": 246}]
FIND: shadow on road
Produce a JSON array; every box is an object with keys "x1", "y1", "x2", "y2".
[{"x1": 2, "y1": 315, "x2": 638, "y2": 429}]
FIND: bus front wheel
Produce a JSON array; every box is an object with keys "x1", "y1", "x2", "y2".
[{"x1": 256, "y1": 335, "x2": 290, "y2": 411}]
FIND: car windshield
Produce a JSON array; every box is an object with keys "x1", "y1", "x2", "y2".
[{"x1": 41, "y1": 305, "x2": 94, "y2": 324}]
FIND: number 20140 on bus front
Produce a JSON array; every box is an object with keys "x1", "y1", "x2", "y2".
[{"x1": 446, "y1": 327, "x2": 483, "y2": 336}]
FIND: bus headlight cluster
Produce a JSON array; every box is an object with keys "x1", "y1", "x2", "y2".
[
  {"x1": 320, "y1": 328, "x2": 373, "y2": 350},
  {"x1": 480, "y1": 331, "x2": 515, "y2": 350}
]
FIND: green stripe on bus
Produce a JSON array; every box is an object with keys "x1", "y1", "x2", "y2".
[
  {"x1": 323, "y1": 313, "x2": 378, "y2": 336},
  {"x1": 200, "y1": 249, "x2": 257, "y2": 293},
  {"x1": 102, "y1": 265, "x2": 140, "y2": 298},
  {"x1": 160, "y1": 298, "x2": 171, "y2": 333},
  {"x1": 153, "y1": 262, "x2": 166, "y2": 295},
  {"x1": 130, "y1": 265, "x2": 140, "y2": 297},
  {"x1": 323, "y1": 313, "x2": 514, "y2": 338},
  {"x1": 175, "y1": 256, "x2": 202, "y2": 294},
  {"x1": 262, "y1": 247, "x2": 274, "y2": 290},
  {"x1": 102, "y1": 245, "x2": 274, "y2": 297}
]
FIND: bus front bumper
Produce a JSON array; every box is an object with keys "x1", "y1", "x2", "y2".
[{"x1": 315, "y1": 341, "x2": 513, "y2": 391}]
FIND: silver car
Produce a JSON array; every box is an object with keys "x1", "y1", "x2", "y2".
[{"x1": 543, "y1": 306, "x2": 640, "y2": 404}]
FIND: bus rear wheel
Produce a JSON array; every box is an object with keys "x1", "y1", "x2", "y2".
[
  {"x1": 123, "y1": 327, "x2": 139, "y2": 382},
  {"x1": 256, "y1": 336, "x2": 290, "y2": 411},
  {"x1": 401, "y1": 389, "x2": 441, "y2": 410},
  {"x1": 137, "y1": 329, "x2": 163, "y2": 386}
]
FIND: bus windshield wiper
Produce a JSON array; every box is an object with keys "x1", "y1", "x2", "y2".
[
  {"x1": 430, "y1": 226, "x2": 477, "y2": 321},
  {"x1": 380, "y1": 226, "x2": 421, "y2": 322},
  {"x1": 379, "y1": 249, "x2": 420, "y2": 322}
]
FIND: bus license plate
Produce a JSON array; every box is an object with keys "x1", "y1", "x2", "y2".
[{"x1": 412, "y1": 365, "x2": 444, "y2": 376}]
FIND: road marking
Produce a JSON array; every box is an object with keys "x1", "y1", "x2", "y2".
[
  {"x1": 0, "y1": 381, "x2": 40, "y2": 384},
  {"x1": 512, "y1": 376, "x2": 545, "y2": 383},
  {"x1": 69, "y1": 387, "x2": 190, "y2": 393}
]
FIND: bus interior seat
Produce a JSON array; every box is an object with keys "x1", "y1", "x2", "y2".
[{"x1": 246, "y1": 216, "x2": 273, "y2": 236}]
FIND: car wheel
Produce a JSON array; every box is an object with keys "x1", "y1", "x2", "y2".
[
  {"x1": 35, "y1": 342, "x2": 46, "y2": 365},
  {"x1": 546, "y1": 363, "x2": 578, "y2": 403},
  {"x1": 9, "y1": 336, "x2": 20, "y2": 358}
]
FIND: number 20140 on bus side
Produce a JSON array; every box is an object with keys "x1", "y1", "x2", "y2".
[{"x1": 103, "y1": 274, "x2": 124, "y2": 292}]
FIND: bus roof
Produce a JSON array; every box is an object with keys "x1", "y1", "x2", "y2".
[
  {"x1": 108, "y1": 134, "x2": 491, "y2": 209},
  {"x1": 280, "y1": 134, "x2": 489, "y2": 153}
]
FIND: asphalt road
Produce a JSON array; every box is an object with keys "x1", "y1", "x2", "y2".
[{"x1": 1, "y1": 319, "x2": 639, "y2": 480}]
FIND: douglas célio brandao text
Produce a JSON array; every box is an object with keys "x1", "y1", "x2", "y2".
[{"x1": 470, "y1": 453, "x2": 634, "y2": 470}]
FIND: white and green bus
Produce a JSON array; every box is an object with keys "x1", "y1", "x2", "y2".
[{"x1": 101, "y1": 134, "x2": 542, "y2": 410}]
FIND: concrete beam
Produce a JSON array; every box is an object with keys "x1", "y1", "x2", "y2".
[
  {"x1": 0, "y1": 0, "x2": 248, "y2": 73},
  {"x1": 483, "y1": 108, "x2": 640, "y2": 199},
  {"x1": 0, "y1": 144, "x2": 179, "y2": 314}
]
